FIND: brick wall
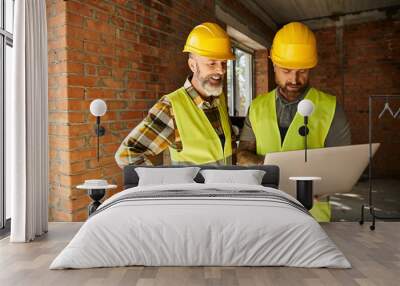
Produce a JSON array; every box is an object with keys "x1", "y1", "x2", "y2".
[
  {"x1": 312, "y1": 19, "x2": 400, "y2": 177},
  {"x1": 254, "y1": 49, "x2": 269, "y2": 95},
  {"x1": 47, "y1": 0, "x2": 217, "y2": 221}
]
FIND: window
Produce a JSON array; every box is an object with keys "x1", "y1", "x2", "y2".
[
  {"x1": 1, "y1": 0, "x2": 14, "y2": 232},
  {"x1": 227, "y1": 47, "x2": 254, "y2": 117}
]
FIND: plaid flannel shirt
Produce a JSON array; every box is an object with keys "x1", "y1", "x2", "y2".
[{"x1": 115, "y1": 77, "x2": 236, "y2": 166}]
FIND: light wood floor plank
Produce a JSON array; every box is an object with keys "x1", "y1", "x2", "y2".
[{"x1": 0, "y1": 222, "x2": 399, "y2": 286}]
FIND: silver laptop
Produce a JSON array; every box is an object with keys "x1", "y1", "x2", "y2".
[{"x1": 264, "y1": 143, "x2": 380, "y2": 197}]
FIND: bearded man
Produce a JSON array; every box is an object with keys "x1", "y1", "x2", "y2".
[
  {"x1": 237, "y1": 22, "x2": 351, "y2": 165},
  {"x1": 115, "y1": 23, "x2": 236, "y2": 166},
  {"x1": 237, "y1": 22, "x2": 351, "y2": 222}
]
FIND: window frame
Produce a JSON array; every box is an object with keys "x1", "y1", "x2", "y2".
[{"x1": 227, "y1": 43, "x2": 255, "y2": 117}]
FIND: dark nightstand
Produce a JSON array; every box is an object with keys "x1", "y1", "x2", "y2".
[{"x1": 289, "y1": 176, "x2": 321, "y2": 210}]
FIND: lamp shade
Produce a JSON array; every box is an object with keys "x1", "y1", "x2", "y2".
[
  {"x1": 297, "y1": 99, "x2": 314, "y2": 117},
  {"x1": 90, "y1": 99, "x2": 107, "y2": 117}
]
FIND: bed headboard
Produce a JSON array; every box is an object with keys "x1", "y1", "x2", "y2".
[{"x1": 123, "y1": 165, "x2": 280, "y2": 189}]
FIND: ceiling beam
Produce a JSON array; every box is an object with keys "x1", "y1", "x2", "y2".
[
  {"x1": 215, "y1": 0, "x2": 275, "y2": 48},
  {"x1": 304, "y1": 6, "x2": 400, "y2": 30},
  {"x1": 238, "y1": 0, "x2": 278, "y2": 31}
]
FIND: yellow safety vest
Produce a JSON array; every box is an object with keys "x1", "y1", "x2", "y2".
[
  {"x1": 166, "y1": 87, "x2": 232, "y2": 165},
  {"x1": 249, "y1": 87, "x2": 336, "y2": 222},
  {"x1": 249, "y1": 87, "x2": 336, "y2": 155}
]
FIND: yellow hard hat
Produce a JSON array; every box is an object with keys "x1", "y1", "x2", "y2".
[
  {"x1": 270, "y1": 22, "x2": 317, "y2": 69},
  {"x1": 183, "y1": 22, "x2": 235, "y2": 60}
]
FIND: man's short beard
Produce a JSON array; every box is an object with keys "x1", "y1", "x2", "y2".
[
  {"x1": 280, "y1": 84, "x2": 308, "y2": 96},
  {"x1": 195, "y1": 63, "x2": 223, "y2": 97},
  {"x1": 277, "y1": 80, "x2": 309, "y2": 99}
]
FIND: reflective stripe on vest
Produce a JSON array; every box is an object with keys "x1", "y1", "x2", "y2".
[
  {"x1": 249, "y1": 88, "x2": 336, "y2": 155},
  {"x1": 167, "y1": 87, "x2": 232, "y2": 165}
]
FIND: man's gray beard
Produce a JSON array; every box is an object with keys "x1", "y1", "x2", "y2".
[{"x1": 202, "y1": 82, "x2": 223, "y2": 97}]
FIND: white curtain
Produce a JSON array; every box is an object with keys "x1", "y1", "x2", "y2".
[{"x1": 8, "y1": 0, "x2": 49, "y2": 242}]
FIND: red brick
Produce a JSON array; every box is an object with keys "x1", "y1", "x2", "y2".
[
  {"x1": 72, "y1": 208, "x2": 88, "y2": 222},
  {"x1": 66, "y1": 38, "x2": 83, "y2": 49},
  {"x1": 48, "y1": 36, "x2": 67, "y2": 49},
  {"x1": 98, "y1": 67, "x2": 111, "y2": 76},
  {"x1": 66, "y1": 124, "x2": 91, "y2": 137},
  {"x1": 49, "y1": 124, "x2": 70, "y2": 136},
  {"x1": 127, "y1": 81, "x2": 146, "y2": 90},
  {"x1": 103, "y1": 164, "x2": 121, "y2": 177},
  {"x1": 85, "y1": 0, "x2": 114, "y2": 13},
  {"x1": 87, "y1": 155, "x2": 116, "y2": 169},
  {"x1": 106, "y1": 100, "x2": 128, "y2": 110},
  {"x1": 49, "y1": 112, "x2": 68, "y2": 123},
  {"x1": 109, "y1": 122, "x2": 126, "y2": 131},
  {"x1": 50, "y1": 135, "x2": 86, "y2": 150},
  {"x1": 68, "y1": 75, "x2": 98, "y2": 87},
  {"x1": 61, "y1": 160, "x2": 87, "y2": 174},
  {"x1": 66, "y1": 12, "x2": 84, "y2": 27},
  {"x1": 94, "y1": 10, "x2": 109, "y2": 22},
  {"x1": 69, "y1": 26, "x2": 102, "y2": 42},
  {"x1": 66, "y1": 148, "x2": 97, "y2": 162},
  {"x1": 68, "y1": 87, "x2": 85, "y2": 99},
  {"x1": 85, "y1": 65, "x2": 97, "y2": 75},
  {"x1": 66, "y1": 1, "x2": 92, "y2": 17},
  {"x1": 102, "y1": 143, "x2": 121, "y2": 156},
  {"x1": 86, "y1": 18, "x2": 115, "y2": 34},
  {"x1": 69, "y1": 112, "x2": 86, "y2": 123},
  {"x1": 101, "y1": 78, "x2": 123, "y2": 89},
  {"x1": 119, "y1": 111, "x2": 144, "y2": 120},
  {"x1": 116, "y1": 7, "x2": 136, "y2": 22},
  {"x1": 110, "y1": 15, "x2": 125, "y2": 28},
  {"x1": 127, "y1": 101, "x2": 150, "y2": 110}
]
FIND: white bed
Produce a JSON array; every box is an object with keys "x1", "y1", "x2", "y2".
[{"x1": 50, "y1": 182, "x2": 351, "y2": 269}]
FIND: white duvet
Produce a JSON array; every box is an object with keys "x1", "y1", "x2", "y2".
[{"x1": 50, "y1": 183, "x2": 351, "y2": 269}]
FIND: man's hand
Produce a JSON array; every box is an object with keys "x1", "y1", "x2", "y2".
[{"x1": 237, "y1": 141, "x2": 264, "y2": 166}]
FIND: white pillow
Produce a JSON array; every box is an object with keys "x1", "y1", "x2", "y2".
[
  {"x1": 200, "y1": 169, "x2": 266, "y2": 185},
  {"x1": 135, "y1": 167, "x2": 200, "y2": 186}
]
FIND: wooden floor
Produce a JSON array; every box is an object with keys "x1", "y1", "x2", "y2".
[{"x1": 0, "y1": 222, "x2": 399, "y2": 286}]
